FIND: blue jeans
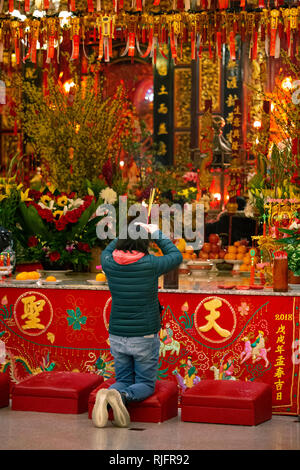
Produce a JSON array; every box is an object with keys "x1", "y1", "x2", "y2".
[{"x1": 109, "y1": 333, "x2": 160, "y2": 402}]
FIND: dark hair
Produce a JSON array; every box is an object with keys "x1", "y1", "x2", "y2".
[{"x1": 115, "y1": 236, "x2": 150, "y2": 254}]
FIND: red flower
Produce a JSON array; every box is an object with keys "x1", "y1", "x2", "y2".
[
  {"x1": 28, "y1": 190, "x2": 42, "y2": 202},
  {"x1": 49, "y1": 251, "x2": 60, "y2": 262},
  {"x1": 77, "y1": 242, "x2": 91, "y2": 252},
  {"x1": 65, "y1": 209, "x2": 81, "y2": 224},
  {"x1": 55, "y1": 218, "x2": 67, "y2": 231},
  {"x1": 28, "y1": 236, "x2": 38, "y2": 247}
]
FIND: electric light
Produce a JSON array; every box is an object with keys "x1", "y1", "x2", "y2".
[
  {"x1": 253, "y1": 120, "x2": 261, "y2": 129},
  {"x1": 281, "y1": 77, "x2": 292, "y2": 90},
  {"x1": 63, "y1": 80, "x2": 75, "y2": 93}
]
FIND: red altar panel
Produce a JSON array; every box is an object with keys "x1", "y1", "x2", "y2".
[{"x1": 0, "y1": 287, "x2": 299, "y2": 415}]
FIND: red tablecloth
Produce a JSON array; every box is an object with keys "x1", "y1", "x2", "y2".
[{"x1": 0, "y1": 286, "x2": 299, "y2": 415}]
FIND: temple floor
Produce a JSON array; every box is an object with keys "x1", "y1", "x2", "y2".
[{"x1": 0, "y1": 405, "x2": 299, "y2": 450}]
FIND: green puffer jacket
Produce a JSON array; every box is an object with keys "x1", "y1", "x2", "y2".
[{"x1": 101, "y1": 230, "x2": 183, "y2": 337}]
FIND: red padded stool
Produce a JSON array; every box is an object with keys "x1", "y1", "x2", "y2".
[
  {"x1": 11, "y1": 371, "x2": 103, "y2": 414},
  {"x1": 88, "y1": 378, "x2": 178, "y2": 423},
  {"x1": 181, "y1": 380, "x2": 272, "y2": 426},
  {"x1": 0, "y1": 373, "x2": 9, "y2": 408}
]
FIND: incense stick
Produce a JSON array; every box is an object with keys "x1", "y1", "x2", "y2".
[{"x1": 147, "y1": 188, "x2": 156, "y2": 223}]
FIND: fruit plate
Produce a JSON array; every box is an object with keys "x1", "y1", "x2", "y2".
[
  {"x1": 187, "y1": 261, "x2": 213, "y2": 271},
  {"x1": 39, "y1": 279, "x2": 62, "y2": 285},
  {"x1": 289, "y1": 284, "x2": 300, "y2": 290},
  {"x1": 11, "y1": 279, "x2": 38, "y2": 284},
  {"x1": 217, "y1": 284, "x2": 236, "y2": 289},
  {"x1": 87, "y1": 280, "x2": 107, "y2": 285}
]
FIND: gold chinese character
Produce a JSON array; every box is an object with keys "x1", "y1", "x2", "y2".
[
  {"x1": 234, "y1": 105, "x2": 241, "y2": 115},
  {"x1": 21, "y1": 295, "x2": 46, "y2": 330},
  {"x1": 276, "y1": 335, "x2": 286, "y2": 344},
  {"x1": 158, "y1": 103, "x2": 168, "y2": 114},
  {"x1": 274, "y1": 367, "x2": 285, "y2": 379},
  {"x1": 274, "y1": 379, "x2": 284, "y2": 390},
  {"x1": 231, "y1": 141, "x2": 239, "y2": 151},
  {"x1": 275, "y1": 355, "x2": 285, "y2": 367},
  {"x1": 226, "y1": 112, "x2": 234, "y2": 125},
  {"x1": 198, "y1": 299, "x2": 231, "y2": 338},
  {"x1": 158, "y1": 123, "x2": 168, "y2": 135},
  {"x1": 275, "y1": 344, "x2": 285, "y2": 354},
  {"x1": 276, "y1": 392, "x2": 282, "y2": 400},
  {"x1": 226, "y1": 76, "x2": 238, "y2": 89},
  {"x1": 226, "y1": 94, "x2": 238, "y2": 107},
  {"x1": 232, "y1": 129, "x2": 240, "y2": 139},
  {"x1": 227, "y1": 59, "x2": 237, "y2": 69},
  {"x1": 158, "y1": 85, "x2": 168, "y2": 95},
  {"x1": 157, "y1": 141, "x2": 167, "y2": 156},
  {"x1": 233, "y1": 117, "x2": 241, "y2": 127}
]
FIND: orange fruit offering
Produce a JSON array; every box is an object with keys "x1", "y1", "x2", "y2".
[
  {"x1": 240, "y1": 264, "x2": 249, "y2": 272},
  {"x1": 46, "y1": 276, "x2": 57, "y2": 282},
  {"x1": 28, "y1": 271, "x2": 40, "y2": 279},
  {"x1": 16, "y1": 272, "x2": 28, "y2": 281},
  {"x1": 96, "y1": 273, "x2": 106, "y2": 282}
]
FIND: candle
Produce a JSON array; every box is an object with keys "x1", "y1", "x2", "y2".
[
  {"x1": 249, "y1": 248, "x2": 256, "y2": 286},
  {"x1": 262, "y1": 214, "x2": 267, "y2": 237}
]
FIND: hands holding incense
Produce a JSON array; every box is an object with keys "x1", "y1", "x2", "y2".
[{"x1": 134, "y1": 222, "x2": 159, "y2": 234}]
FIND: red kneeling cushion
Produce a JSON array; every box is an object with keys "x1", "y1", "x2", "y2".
[
  {"x1": 0, "y1": 373, "x2": 9, "y2": 408},
  {"x1": 12, "y1": 371, "x2": 103, "y2": 414},
  {"x1": 89, "y1": 378, "x2": 178, "y2": 423},
  {"x1": 181, "y1": 380, "x2": 272, "y2": 426}
]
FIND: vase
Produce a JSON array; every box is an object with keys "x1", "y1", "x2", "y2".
[
  {"x1": 288, "y1": 270, "x2": 300, "y2": 284},
  {"x1": 89, "y1": 247, "x2": 102, "y2": 273}
]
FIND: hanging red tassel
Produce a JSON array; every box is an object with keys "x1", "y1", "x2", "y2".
[
  {"x1": 191, "y1": 30, "x2": 195, "y2": 60},
  {"x1": 270, "y1": 10, "x2": 279, "y2": 57},
  {"x1": 216, "y1": 31, "x2": 222, "y2": 58},
  {"x1": 252, "y1": 30, "x2": 258, "y2": 60},
  {"x1": 229, "y1": 31, "x2": 236, "y2": 60},
  {"x1": 87, "y1": 0, "x2": 94, "y2": 12},
  {"x1": 128, "y1": 32, "x2": 135, "y2": 57}
]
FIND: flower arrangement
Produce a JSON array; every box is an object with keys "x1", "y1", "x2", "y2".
[
  {"x1": 277, "y1": 214, "x2": 300, "y2": 277},
  {"x1": 17, "y1": 188, "x2": 102, "y2": 270},
  {"x1": 247, "y1": 144, "x2": 299, "y2": 218}
]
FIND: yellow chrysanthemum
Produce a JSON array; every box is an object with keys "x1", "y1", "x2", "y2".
[
  {"x1": 56, "y1": 195, "x2": 68, "y2": 207},
  {"x1": 53, "y1": 210, "x2": 63, "y2": 219},
  {"x1": 40, "y1": 195, "x2": 52, "y2": 205}
]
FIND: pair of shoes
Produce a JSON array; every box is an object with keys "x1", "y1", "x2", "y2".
[{"x1": 92, "y1": 388, "x2": 131, "y2": 428}]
